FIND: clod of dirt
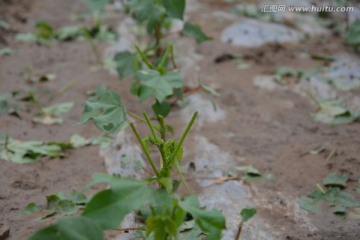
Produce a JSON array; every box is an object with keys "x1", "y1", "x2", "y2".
[
  {"x1": 221, "y1": 18, "x2": 303, "y2": 47},
  {"x1": 0, "y1": 224, "x2": 10, "y2": 240},
  {"x1": 214, "y1": 53, "x2": 235, "y2": 63}
]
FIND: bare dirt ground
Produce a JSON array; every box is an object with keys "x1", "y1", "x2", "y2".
[{"x1": 0, "y1": 0, "x2": 360, "y2": 239}]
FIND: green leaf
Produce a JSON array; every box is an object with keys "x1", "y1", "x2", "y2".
[
  {"x1": 81, "y1": 0, "x2": 110, "y2": 13},
  {"x1": 314, "y1": 99, "x2": 360, "y2": 125},
  {"x1": 179, "y1": 219, "x2": 196, "y2": 232},
  {"x1": 135, "y1": 70, "x2": 182, "y2": 103},
  {"x1": 114, "y1": 51, "x2": 137, "y2": 79},
  {"x1": 181, "y1": 226, "x2": 202, "y2": 240},
  {"x1": 33, "y1": 102, "x2": 74, "y2": 125},
  {"x1": 179, "y1": 195, "x2": 225, "y2": 240},
  {"x1": 240, "y1": 208, "x2": 257, "y2": 223},
  {"x1": 273, "y1": 66, "x2": 298, "y2": 84},
  {"x1": 163, "y1": 140, "x2": 183, "y2": 165},
  {"x1": 46, "y1": 194, "x2": 81, "y2": 216},
  {"x1": 152, "y1": 100, "x2": 171, "y2": 117},
  {"x1": 236, "y1": 165, "x2": 261, "y2": 177},
  {"x1": 43, "y1": 102, "x2": 74, "y2": 116},
  {"x1": 28, "y1": 216, "x2": 104, "y2": 240},
  {"x1": 183, "y1": 22, "x2": 212, "y2": 44},
  {"x1": 28, "y1": 190, "x2": 88, "y2": 219},
  {"x1": 126, "y1": 0, "x2": 165, "y2": 24},
  {"x1": 0, "y1": 48, "x2": 15, "y2": 56},
  {"x1": 200, "y1": 83, "x2": 219, "y2": 97},
  {"x1": 69, "y1": 134, "x2": 89, "y2": 148},
  {"x1": 346, "y1": 20, "x2": 360, "y2": 48},
  {"x1": 79, "y1": 86, "x2": 128, "y2": 135},
  {"x1": 35, "y1": 21, "x2": 55, "y2": 39},
  {"x1": 92, "y1": 25, "x2": 117, "y2": 41},
  {"x1": 0, "y1": 93, "x2": 11, "y2": 114},
  {"x1": 297, "y1": 197, "x2": 321, "y2": 214},
  {"x1": 146, "y1": 215, "x2": 178, "y2": 240},
  {"x1": 330, "y1": 189, "x2": 360, "y2": 208},
  {"x1": 333, "y1": 205, "x2": 347, "y2": 217},
  {"x1": 15, "y1": 33, "x2": 37, "y2": 43},
  {"x1": 57, "y1": 26, "x2": 83, "y2": 41},
  {"x1": 21, "y1": 203, "x2": 41, "y2": 216},
  {"x1": 323, "y1": 173, "x2": 348, "y2": 188},
  {"x1": 162, "y1": 0, "x2": 185, "y2": 20},
  {"x1": 0, "y1": 18, "x2": 9, "y2": 29},
  {"x1": 90, "y1": 135, "x2": 113, "y2": 149},
  {"x1": 82, "y1": 178, "x2": 156, "y2": 229},
  {"x1": 0, "y1": 137, "x2": 62, "y2": 164}
]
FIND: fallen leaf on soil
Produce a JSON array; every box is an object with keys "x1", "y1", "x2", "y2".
[
  {"x1": 33, "y1": 102, "x2": 74, "y2": 125},
  {"x1": 313, "y1": 99, "x2": 360, "y2": 125},
  {"x1": 323, "y1": 173, "x2": 348, "y2": 188},
  {"x1": 0, "y1": 136, "x2": 63, "y2": 164}
]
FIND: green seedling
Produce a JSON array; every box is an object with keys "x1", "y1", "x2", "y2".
[
  {"x1": 122, "y1": 0, "x2": 210, "y2": 54},
  {"x1": 298, "y1": 173, "x2": 360, "y2": 217},
  {"x1": 29, "y1": 2, "x2": 223, "y2": 238},
  {"x1": 30, "y1": 110, "x2": 226, "y2": 239},
  {"x1": 115, "y1": 43, "x2": 217, "y2": 117},
  {"x1": 235, "y1": 208, "x2": 257, "y2": 240},
  {"x1": 112, "y1": 0, "x2": 214, "y2": 118}
]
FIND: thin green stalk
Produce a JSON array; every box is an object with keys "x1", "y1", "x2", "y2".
[
  {"x1": 29, "y1": 91, "x2": 43, "y2": 112},
  {"x1": 129, "y1": 122, "x2": 160, "y2": 179},
  {"x1": 143, "y1": 112, "x2": 158, "y2": 141},
  {"x1": 127, "y1": 111, "x2": 161, "y2": 132},
  {"x1": 175, "y1": 160, "x2": 190, "y2": 195},
  {"x1": 84, "y1": 28, "x2": 102, "y2": 66},
  {"x1": 135, "y1": 45, "x2": 154, "y2": 69},
  {"x1": 168, "y1": 112, "x2": 198, "y2": 164},
  {"x1": 168, "y1": 112, "x2": 198, "y2": 193},
  {"x1": 154, "y1": 18, "x2": 164, "y2": 57},
  {"x1": 144, "y1": 112, "x2": 167, "y2": 169},
  {"x1": 170, "y1": 44, "x2": 177, "y2": 69},
  {"x1": 127, "y1": 111, "x2": 146, "y2": 123},
  {"x1": 157, "y1": 115, "x2": 166, "y2": 141},
  {"x1": 157, "y1": 44, "x2": 171, "y2": 69}
]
